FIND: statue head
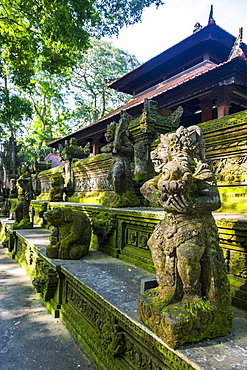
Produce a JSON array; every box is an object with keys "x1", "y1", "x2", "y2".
[
  {"x1": 151, "y1": 126, "x2": 206, "y2": 174},
  {"x1": 51, "y1": 173, "x2": 64, "y2": 187},
  {"x1": 151, "y1": 135, "x2": 170, "y2": 173},
  {"x1": 105, "y1": 122, "x2": 117, "y2": 142}
]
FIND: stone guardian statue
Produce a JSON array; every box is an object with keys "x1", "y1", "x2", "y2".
[{"x1": 138, "y1": 125, "x2": 232, "y2": 348}]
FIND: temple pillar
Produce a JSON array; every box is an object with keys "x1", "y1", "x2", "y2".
[
  {"x1": 214, "y1": 86, "x2": 234, "y2": 118},
  {"x1": 199, "y1": 99, "x2": 213, "y2": 122},
  {"x1": 92, "y1": 141, "x2": 99, "y2": 156},
  {"x1": 91, "y1": 134, "x2": 103, "y2": 156},
  {"x1": 215, "y1": 98, "x2": 231, "y2": 118}
]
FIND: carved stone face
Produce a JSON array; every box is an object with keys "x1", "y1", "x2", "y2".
[
  {"x1": 151, "y1": 142, "x2": 169, "y2": 173},
  {"x1": 157, "y1": 160, "x2": 193, "y2": 194},
  {"x1": 44, "y1": 207, "x2": 63, "y2": 226},
  {"x1": 105, "y1": 123, "x2": 116, "y2": 142}
]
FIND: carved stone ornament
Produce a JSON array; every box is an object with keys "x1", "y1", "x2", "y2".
[
  {"x1": 91, "y1": 211, "x2": 116, "y2": 246},
  {"x1": 58, "y1": 138, "x2": 90, "y2": 162},
  {"x1": 139, "y1": 125, "x2": 232, "y2": 348},
  {"x1": 95, "y1": 313, "x2": 126, "y2": 356},
  {"x1": 44, "y1": 207, "x2": 91, "y2": 259},
  {"x1": 32, "y1": 259, "x2": 58, "y2": 302}
]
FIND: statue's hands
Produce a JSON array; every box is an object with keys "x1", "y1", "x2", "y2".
[
  {"x1": 160, "y1": 192, "x2": 194, "y2": 213},
  {"x1": 57, "y1": 241, "x2": 69, "y2": 259}
]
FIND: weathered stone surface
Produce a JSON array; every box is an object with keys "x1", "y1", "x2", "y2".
[
  {"x1": 200, "y1": 110, "x2": 247, "y2": 214},
  {"x1": 139, "y1": 125, "x2": 232, "y2": 348}
]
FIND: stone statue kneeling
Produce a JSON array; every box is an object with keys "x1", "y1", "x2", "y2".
[{"x1": 44, "y1": 207, "x2": 91, "y2": 259}]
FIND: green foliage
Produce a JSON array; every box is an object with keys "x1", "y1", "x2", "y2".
[
  {"x1": 70, "y1": 38, "x2": 140, "y2": 126},
  {"x1": 0, "y1": 86, "x2": 32, "y2": 137},
  {"x1": 92, "y1": 0, "x2": 164, "y2": 37},
  {"x1": 0, "y1": 0, "x2": 93, "y2": 85},
  {"x1": 0, "y1": 0, "x2": 163, "y2": 86},
  {"x1": 0, "y1": 0, "x2": 163, "y2": 166}
]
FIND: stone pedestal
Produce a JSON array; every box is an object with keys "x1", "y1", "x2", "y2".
[{"x1": 138, "y1": 292, "x2": 233, "y2": 349}]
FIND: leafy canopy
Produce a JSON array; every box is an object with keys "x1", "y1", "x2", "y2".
[
  {"x1": 0, "y1": 0, "x2": 163, "y2": 86},
  {"x1": 71, "y1": 38, "x2": 140, "y2": 126}
]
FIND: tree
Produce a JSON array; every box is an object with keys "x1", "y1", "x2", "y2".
[
  {"x1": 16, "y1": 70, "x2": 75, "y2": 164},
  {"x1": 0, "y1": 83, "x2": 32, "y2": 139},
  {"x1": 0, "y1": 83, "x2": 32, "y2": 176},
  {"x1": 0, "y1": 0, "x2": 163, "y2": 86},
  {"x1": 70, "y1": 38, "x2": 140, "y2": 126}
]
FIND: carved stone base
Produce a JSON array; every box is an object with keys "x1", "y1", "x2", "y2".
[{"x1": 138, "y1": 292, "x2": 233, "y2": 349}]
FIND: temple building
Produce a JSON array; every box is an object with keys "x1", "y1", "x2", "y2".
[{"x1": 48, "y1": 7, "x2": 247, "y2": 156}]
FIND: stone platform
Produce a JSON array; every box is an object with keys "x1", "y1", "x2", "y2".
[{"x1": 1, "y1": 218, "x2": 247, "y2": 369}]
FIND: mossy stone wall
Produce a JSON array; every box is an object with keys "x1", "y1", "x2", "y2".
[
  {"x1": 31, "y1": 201, "x2": 247, "y2": 309},
  {"x1": 0, "y1": 220, "x2": 198, "y2": 369},
  {"x1": 200, "y1": 109, "x2": 247, "y2": 214}
]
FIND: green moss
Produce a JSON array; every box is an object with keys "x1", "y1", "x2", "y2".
[
  {"x1": 11, "y1": 219, "x2": 33, "y2": 229},
  {"x1": 138, "y1": 294, "x2": 233, "y2": 348},
  {"x1": 67, "y1": 191, "x2": 105, "y2": 204},
  {"x1": 227, "y1": 274, "x2": 247, "y2": 289},
  {"x1": 38, "y1": 165, "x2": 64, "y2": 177},
  {"x1": 213, "y1": 187, "x2": 247, "y2": 214},
  {"x1": 36, "y1": 193, "x2": 50, "y2": 201},
  {"x1": 101, "y1": 191, "x2": 140, "y2": 208},
  {"x1": 199, "y1": 109, "x2": 247, "y2": 130}
]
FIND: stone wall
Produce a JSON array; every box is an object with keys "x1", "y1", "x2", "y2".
[
  {"x1": 0, "y1": 220, "x2": 199, "y2": 370},
  {"x1": 30, "y1": 202, "x2": 247, "y2": 310},
  {"x1": 200, "y1": 110, "x2": 247, "y2": 213},
  {"x1": 36, "y1": 154, "x2": 112, "y2": 204}
]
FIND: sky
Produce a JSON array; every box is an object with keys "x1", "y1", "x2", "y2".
[{"x1": 105, "y1": 0, "x2": 247, "y2": 63}]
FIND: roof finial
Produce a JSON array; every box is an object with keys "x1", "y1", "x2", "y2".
[
  {"x1": 228, "y1": 27, "x2": 246, "y2": 60},
  {"x1": 208, "y1": 5, "x2": 216, "y2": 25}
]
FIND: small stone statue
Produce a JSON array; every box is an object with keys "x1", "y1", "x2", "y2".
[
  {"x1": 32, "y1": 155, "x2": 52, "y2": 197},
  {"x1": 44, "y1": 207, "x2": 91, "y2": 259},
  {"x1": 138, "y1": 125, "x2": 232, "y2": 348},
  {"x1": 101, "y1": 110, "x2": 139, "y2": 207},
  {"x1": 12, "y1": 174, "x2": 32, "y2": 229},
  {"x1": 49, "y1": 173, "x2": 64, "y2": 202},
  {"x1": 9, "y1": 178, "x2": 18, "y2": 198}
]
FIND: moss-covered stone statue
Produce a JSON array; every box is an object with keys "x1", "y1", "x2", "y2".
[
  {"x1": 44, "y1": 207, "x2": 91, "y2": 259},
  {"x1": 9, "y1": 178, "x2": 18, "y2": 198},
  {"x1": 138, "y1": 125, "x2": 232, "y2": 348},
  {"x1": 12, "y1": 171, "x2": 33, "y2": 229},
  {"x1": 100, "y1": 110, "x2": 140, "y2": 207},
  {"x1": 49, "y1": 173, "x2": 64, "y2": 202}
]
